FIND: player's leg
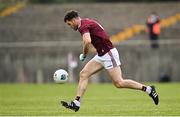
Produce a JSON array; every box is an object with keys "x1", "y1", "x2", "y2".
[
  {"x1": 61, "y1": 59, "x2": 103, "y2": 112},
  {"x1": 107, "y1": 66, "x2": 159, "y2": 105},
  {"x1": 107, "y1": 66, "x2": 144, "y2": 89},
  {"x1": 76, "y1": 59, "x2": 103, "y2": 98}
]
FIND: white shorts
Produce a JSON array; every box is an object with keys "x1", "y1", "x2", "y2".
[{"x1": 92, "y1": 48, "x2": 121, "y2": 69}]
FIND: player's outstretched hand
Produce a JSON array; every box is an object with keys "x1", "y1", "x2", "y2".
[{"x1": 79, "y1": 54, "x2": 86, "y2": 61}]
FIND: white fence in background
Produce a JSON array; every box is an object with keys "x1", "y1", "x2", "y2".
[{"x1": 0, "y1": 39, "x2": 180, "y2": 48}]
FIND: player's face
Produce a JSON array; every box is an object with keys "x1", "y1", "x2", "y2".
[{"x1": 66, "y1": 19, "x2": 78, "y2": 31}]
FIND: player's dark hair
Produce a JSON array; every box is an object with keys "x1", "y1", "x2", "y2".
[{"x1": 64, "y1": 10, "x2": 79, "y2": 22}]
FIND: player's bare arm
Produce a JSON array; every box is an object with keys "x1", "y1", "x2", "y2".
[
  {"x1": 79, "y1": 33, "x2": 91, "y2": 61},
  {"x1": 82, "y1": 33, "x2": 91, "y2": 56}
]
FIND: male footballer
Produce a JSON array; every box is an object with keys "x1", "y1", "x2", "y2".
[{"x1": 61, "y1": 10, "x2": 159, "y2": 112}]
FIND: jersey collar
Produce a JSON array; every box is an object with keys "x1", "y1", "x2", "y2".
[{"x1": 78, "y1": 19, "x2": 82, "y2": 29}]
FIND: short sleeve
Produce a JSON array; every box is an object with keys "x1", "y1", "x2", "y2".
[{"x1": 79, "y1": 26, "x2": 89, "y2": 36}]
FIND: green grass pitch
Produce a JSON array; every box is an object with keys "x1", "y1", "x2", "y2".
[{"x1": 0, "y1": 83, "x2": 180, "y2": 116}]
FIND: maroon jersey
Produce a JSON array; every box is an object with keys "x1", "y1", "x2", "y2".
[{"x1": 78, "y1": 18, "x2": 114, "y2": 56}]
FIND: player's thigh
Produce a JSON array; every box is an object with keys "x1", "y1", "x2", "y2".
[
  {"x1": 80, "y1": 59, "x2": 103, "y2": 78},
  {"x1": 107, "y1": 66, "x2": 123, "y2": 83}
]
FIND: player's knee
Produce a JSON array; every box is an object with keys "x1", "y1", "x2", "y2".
[
  {"x1": 79, "y1": 70, "x2": 88, "y2": 79},
  {"x1": 114, "y1": 80, "x2": 125, "y2": 88}
]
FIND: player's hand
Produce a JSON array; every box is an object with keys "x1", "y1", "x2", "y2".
[{"x1": 79, "y1": 54, "x2": 86, "y2": 61}]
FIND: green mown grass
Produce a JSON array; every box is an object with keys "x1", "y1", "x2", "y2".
[{"x1": 0, "y1": 83, "x2": 180, "y2": 116}]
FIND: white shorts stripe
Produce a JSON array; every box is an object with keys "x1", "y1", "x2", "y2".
[{"x1": 108, "y1": 50, "x2": 117, "y2": 68}]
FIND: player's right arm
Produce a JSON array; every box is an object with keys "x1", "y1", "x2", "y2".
[
  {"x1": 79, "y1": 32, "x2": 91, "y2": 61},
  {"x1": 82, "y1": 32, "x2": 91, "y2": 56}
]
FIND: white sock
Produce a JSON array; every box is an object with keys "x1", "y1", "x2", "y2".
[
  {"x1": 146, "y1": 86, "x2": 152, "y2": 94},
  {"x1": 73, "y1": 100, "x2": 80, "y2": 107}
]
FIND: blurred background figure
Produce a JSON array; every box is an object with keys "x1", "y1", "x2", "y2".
[
  {"x1": 68, "y1": 52, "x2": 78, "y2": 83},
  {"x1": 146, "y1": 12, "x2": 161, "y2": 49}
]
